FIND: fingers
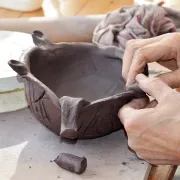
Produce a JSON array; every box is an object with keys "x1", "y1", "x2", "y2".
[
  {"x1": 118, "y1": 97, "x2": 149, "y2": 126},
  {"x1": 136, "y1": 74, "x2": 173, "y2": 102},
  {"x1": 126, "y1": 42, "x2": 174, "y2": 85},
  {"x1": 122, "y1": 36, "x2": 165, "y2": 81},
  {"x1": 157, "y1": 69, "x2": 180, "y2": 89},
  {"x1": 123, "y1": 33, "x2": 180, "y2": 85}
]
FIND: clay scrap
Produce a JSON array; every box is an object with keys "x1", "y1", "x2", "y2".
[{"x1": 54, "y1": 153, "x2": 87, "y2": 174}]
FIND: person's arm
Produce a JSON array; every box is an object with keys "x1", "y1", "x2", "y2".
[{"x1": 0, "y1": 16, "x2": 104, "y2": 42}]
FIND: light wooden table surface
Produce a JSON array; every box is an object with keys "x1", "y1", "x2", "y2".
[{"x1": 0, "y1": 0, "x2": 133, "y2": 18}]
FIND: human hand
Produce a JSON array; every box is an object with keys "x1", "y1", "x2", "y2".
[
  {"x1": 119, "y1": 74, "x2": 180, "y2": 165},
  {"x1": 122, "y1": 33, "x2": 180, "y2": 86}
]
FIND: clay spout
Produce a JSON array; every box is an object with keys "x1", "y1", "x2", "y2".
[
  {"x1": 8, "y1": 59, "x2": 29, "y2": 76},
  {"x1": 32, "y1": 30, "x2": 54, "y2": 49}
]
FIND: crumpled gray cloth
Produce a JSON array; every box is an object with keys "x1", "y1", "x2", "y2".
[{"x1": 93, "y1": 4, "x2": 180, "y2": 58}]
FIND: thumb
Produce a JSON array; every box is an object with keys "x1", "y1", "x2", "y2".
[
  {"x1": 157, "y1": 69, "x2": 180, "y2": 89},
  {"x1": 118, "y1": 97, "x2": 149, "y2": 126},
  {"x1": 146, "y1": 99, "x2": 158, "y2": 108},
  {"x1": 136, "y1": 74, "x2": 173, "y2": 102}
]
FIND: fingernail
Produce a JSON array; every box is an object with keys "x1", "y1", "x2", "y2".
[
  {"x1": 126, "y1": 76, "x2": 137, "y2": 86},
  {"x1": 135, "y1": 74, "x2": 147, "y2": 82},
  {"x1": 126, "y1": 79, "x2": 131, "y2": 86}
]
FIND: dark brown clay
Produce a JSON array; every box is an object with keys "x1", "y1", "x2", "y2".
[
  {"x1": 54, "y1": 153, "x2": 87, "y2": 174},
  {"x1": 8, "y1": 31, "x2": 148, "y2": 140}
]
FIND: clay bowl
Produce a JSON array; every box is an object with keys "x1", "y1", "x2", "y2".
[{"x1": 8, "y1": 31, "x2": 146, "y2": 140}]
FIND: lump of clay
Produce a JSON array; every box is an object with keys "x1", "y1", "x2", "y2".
[
  {"x1": 54, "y1": 153, "x2": 87, "y2": 174},
  {"x1": 8, "y1": 30, "x2": 148, "y2": 140}
]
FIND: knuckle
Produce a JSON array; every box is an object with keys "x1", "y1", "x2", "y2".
[
  {"x1": 127, "y1": 139, "x2": 135, "y2": 149},
  {"x1": 134, "y1": 48, "x2": 145, "y2": 58},
  {"x1": 124, "y1": 118, "x2": 136, "y2": 132},
  {"x1": 171, "y1": 89, "x2": 180, "y2": 96},
  {"x1": 164, "y1": 89, "x2": 180, "y2": 102},
  {"x1": 134, "y1": 48, "x2": 149, "y2": 63},
  {"x1": 134, "y1": 48, "x2": 143, "y2": 55},
  {"x1": 164, "y1": 33, "x2": 180, "y2": 43},
  {"x1": 136, "y1": 153, "x2": 147, "y2": 161},
  {"x1": 126, "y1": 39, "x2": 136, "y2": 47},
  {"x1": 136, "y1": 154, "x2": 143, "y2": 160},
  {"x1": 131, "y1": 64, "x2": 142, "y2": 74},
  {"x1": 160, "y1": 75, "x2": 170, "y2": 85},
  {"x1": 148, "y1": 77, "x2": 161, "y2": 86},
  {"x1": 126, "y1": 40, "x2": 139, "y2": 51},
  {"x1": 122, "y1": 69, "x2": 128, "y2": 80},
  {"x1": 171, "y1": 33, "x2": 180, "y2": 41},
  {"x1": 122, "y1": 73, "x2": 127, "y2": 81},
  {"x1": 124, "y1": 115, "x2": 142, "y2": 133},
  {"x1": 166, "y1": 89, "x2": 177, "y2": 98}
]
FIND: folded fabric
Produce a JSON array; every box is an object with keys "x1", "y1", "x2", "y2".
[{"x1": 93, "y1": 4, "x2": 180, "y2": 57}]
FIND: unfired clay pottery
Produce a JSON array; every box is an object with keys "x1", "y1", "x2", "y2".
[{"x1": 8, "y1": 31, "x2": 148, "y2": 140}]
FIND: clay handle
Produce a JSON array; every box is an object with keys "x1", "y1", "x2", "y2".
[
  {"x1": 59, "y1": 96, "x2": 89, "y2": 140},
  {"x1": 32, "y1": 30, "x2": 53, "y2": 48},
  {"x1": 8, "y1": 60, "x2": 29, "y2": 76}
]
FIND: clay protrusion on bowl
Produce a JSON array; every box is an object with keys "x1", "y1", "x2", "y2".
[
  {"x1": 8, "y1": 59, "x2": 29, "y2": 76},
  {"x1": 59, "y1": 96, "x2": 90, "y2": 140},
  {"x1": 32, "y1": 30, "x2": 53, "y2": 48}
]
